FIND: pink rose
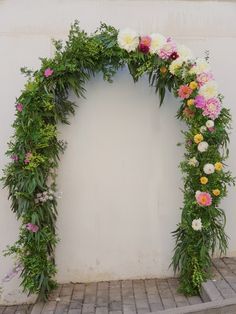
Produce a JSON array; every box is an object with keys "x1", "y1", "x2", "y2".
[{"x1": 26, "y1": 223, "x2": 39, "y2": 233}]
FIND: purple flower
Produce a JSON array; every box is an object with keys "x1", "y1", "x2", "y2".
[
  {"x1": 194, "y1": 95, "x2": 206, "y2": 109},
  {"x1": 11, "y1": 155, "x2": 19, "y2": 162},
  {"x1": 16, "y1": 103, "x2": 23, "y2": 112},
  {"x1": 26, "y1": 223, "x2": 39, "y2": 233},
  {"x1": 44, "y1": 68, "x2": 54, "y2": 78}
]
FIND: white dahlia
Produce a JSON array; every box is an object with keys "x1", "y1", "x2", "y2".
[
  {"x1": 189, "y1": 58, "x2": 211, "y2": 75},
  {"x1": 199, "y1": 81, "x2": 218, "y2": 99},
  {"x1": 192, "y1": 218, "x2": 202, "y2": 231},
  {"x1": 203, "y1": 163, "x2": 215, "y2": 175},
  {"x1": 200, "y1": 126, "x2": 207, "y2": 133},
  {"x1": 198, "y1": 141, "x2": 209, "y2": 153},
  {"x1": 177, "y1": 45, "x2": 193, "y2": 60},
  {"x1": 206, "y1": 120, "x2": 214, "y2": 128},
  {"x1": 149, "y1": 33, "x2": 166, "y2": 54},
  {"x1": 117, "y1": 28, "x2": 139, "y2": 52}
]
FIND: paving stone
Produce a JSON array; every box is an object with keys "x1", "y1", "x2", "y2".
[
  {"x1": 122, "y1": 304, "x2": 136, "y2": 314},
  {"x1": 3, "y1": 306, "x2": 18, "y2": 314},
  {"x1": 95, "y1": 307, "x2": 108, "y2": 314},
  {"x1": 60, "y1": 284, "x2": 74, "y2": 297},
  {"x1": 68, "y1": 310, "x2": 81, "y2": 314},
  {"x1": 167, "y1": 278, "x2": 189, "y2": 307},
  {"x1": 55, "y1": 302, "x2": 70, "y2": 314},
  {"x1": 69, "y1": 301, "x2": 82, "y2": 310},
  {"x1": 72, "y1": 284, "x2": 85, "y2": 302},
  {"x1": 81, "y1": 304, "x2": 95, "y2": 313},
  {"x1": 156, "y1": 280, "x2": 176, "y2": 310},
  {"x1": 187, "y1": 295, "x2": 203, "y2": 305},
  {"x1": 0, "y1": 307, "x2": 6, "y2": 314}
]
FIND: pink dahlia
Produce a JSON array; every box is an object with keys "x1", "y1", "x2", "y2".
[
  {"x1": 202, "y1": 97, "x2": 221, "y2": 120},
  {"x1": 178, "y1": 85, "x2": 193, "y2": 99},
  {"x1": 194, "y1": 95, "x2": 206, "y2": 109},
  {"x1": 24, "y1": 152, "x2": 33, "y2": 164},
  {"x1": 195, "y1": 191, "x2": 212, "y2": 207},
  {"x1": 26, "y1": 223, "x2": 39, "y2": 233},
  {"x1": 139, "y1": 36, "x2": 151, "y2": 53},
  {"x1": 159, "y1": 38, "x2": 177, "y2": 60},
  {"x1": 16, "y1": 103, "x2": 23, "y2": 112},
  {"x1": 197, "y1": 72, "x2": 214, "y2": 87},
  {"x1": 44, "y1": 68, "x2": 54, "y2": 78}
]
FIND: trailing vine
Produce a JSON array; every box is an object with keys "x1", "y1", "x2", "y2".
[{"x1": 2, "y1": 21, "x2": 234, "y2": 300}]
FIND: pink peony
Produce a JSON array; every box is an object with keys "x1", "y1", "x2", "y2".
[
  {"x1": 178, "y1": 85, "x2": 193, "y2": 99},
  {"x1": 16, "y1": 103, "x2": 23, "y2": 112},
  {"x1": 197, "y1": 72, "x2": 214, "y2": 87},
  {"x1": 139, "y1": 36, "x2": 151, "y2": 53},
  {"x1": 159, "y1": 38, "x2": 177, "y2": 60},
  {"x1": 194, "y1": 95, "x2": 206, "y2": 109},
  {"x1": 44, "y1": 68, "x2": 54, "y2": 78},
  {"x1": 202, "y1": 97, "x2": 221, "y2": 120},
  {"x1": 196, "y1": 191, "x2": 212, "y2": 207},
  {"x1": 26, "y1": 223, "x2": 39, "y2": 233}
]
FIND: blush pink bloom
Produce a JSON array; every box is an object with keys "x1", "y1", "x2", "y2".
[
  {"x1": 159, "y1": 38, "x2": 177, "y2": 60},
  {"x1": 139, "y1": 36, "x2": 151, "y2": 53},
  {"x1": 16, "y1": 103, "x2": 23, "y2": 112},
  {"x1": 197, "y1": 72, "x2": 214, "y2": 87},
  {"x1": 26, "y1": 223, "x2": 39, "y2": 233},
  {"x1": 202, "y1": 97, "x2": 222, "y2": 120},
  {"x1": 178, "y1": 85, "x2": 193, "y2": 99},
  {"x1": 194, "y1": 95, "x2": 206, "y2": 109},
  {"x1": 24, "y1": 152, "x2": 33, "y2": 164},
  {"x1": 44, "y1": 68, "x2": 54, "y2": 78},
  {"x1": 196, "y1": 191, "x2": 212, "y2": 207}
]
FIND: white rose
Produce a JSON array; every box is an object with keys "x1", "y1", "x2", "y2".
[
  {"x1": 203, "y1": 163, "x2": 215, "y2": 174},
  {"x1": 206, "y1": 120, "x2": 214, "y2": 128},
  {"x1": 188, "y1": 157, "x2": 199, "y2": 167},
  {"x1": 117, "y1": 28, "x2": 139, "y2": 52},
  {"x1": 200, "y1": 126, "x2": 207, "y2": 133},
  {"x1": 149, "y1": 33, "x2": 166, "y2": 54},
  {"x1": 198, "y1": 141, "x2": 209, "y2": 153},
  {"x1": 169, "y1": 58, "x2": 184, "y2": 75},
  {"x1": 192, "y1": 218, "x2": 202, "y2": 231},
  {"x1": 177, "y1": 45, "x2": 193, "y2": 60},
  {"x1": 199, "y1": 81, "x2": 218, "y2": 99}
]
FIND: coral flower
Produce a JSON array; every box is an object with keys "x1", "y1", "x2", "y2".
[
  {"x1": 44, "y1": 68, "x2": 54, "y2": 78},
  {"x1": 139, "y1": 36, "x2": 151, "y2": 53},
  {"x1": 196, "y1": 191, "x2": 212, "y2": 207},
  {"x1": 178, "y1": 85, "x2": 193, "y2": 99}
]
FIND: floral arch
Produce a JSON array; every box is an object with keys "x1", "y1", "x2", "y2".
[{"x1": 2, "y1": 22, "x2": 234, "y2": 300}]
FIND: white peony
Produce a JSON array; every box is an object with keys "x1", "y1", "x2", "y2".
[
  {"x1": 149, "y1": 33, "x2": 166, "y2": 54},
  {"x1": 169, "y1": 58, "x2": 184, "y2": 75},
  {"x1": 192, "y1": 218, "x2": 202, "y2": 231},
  {"x1": 189, "y1": 58, "x2": 211, "y2": 75},
  {"x1": 188, "y1": 157, "x2": 199, "y2": 167},
  {"x1": 200, "y1": 126, "x2": 207, "y2": 133},
  {"x1": 206, "y1": 120, "x2": 214, "y2": 128},
  {"x1": 117, "y1": 28, "x2": 139, "y2": 52},
  {"x1": 177, "y1": 45, "x2": 193, "y2": 60},
  {"x1": 199, "y1": 81, "x2": 218, "y2": 99},
  {"x1": 198, "y1": 141, "x2": 209, "y2": 153},
  {"x1": 203, "y1": 163, "x2": 215, "y2": 174}
]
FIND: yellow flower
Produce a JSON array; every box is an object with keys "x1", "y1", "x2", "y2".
[
  {"x1": 215, "y1": 162, "x2": 223, "y2": 171},
  {"x1": 189, "y1": 81, "x2": 198, "y2": 90},
  {"x1": 194, "y1": 134, "x2": 203, "y2": 144},
  {"x1": 160, "y1": 66, "x2": 167, "y2": 74},
  {"x1": 212, "y1": 189, "x2": 221, "y2": 196},
  {"x1": 187, "y1": 99, "x2": 195, "y2": 106},
  {"x1": 200, "y1": 176, "x2": 208, "y2": 185}
]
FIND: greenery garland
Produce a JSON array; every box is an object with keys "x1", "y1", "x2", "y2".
[{"x1": 2, "y1": 21, "x2": 234, "y2": 300}]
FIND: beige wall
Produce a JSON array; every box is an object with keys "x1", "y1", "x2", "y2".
[{"x1": 1, "y1": 0, "x2": 236, "y2": 305}]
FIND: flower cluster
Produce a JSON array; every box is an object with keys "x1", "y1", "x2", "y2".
[{"x1": 35, "y1": 190, "x2": 54, "y2": 204}]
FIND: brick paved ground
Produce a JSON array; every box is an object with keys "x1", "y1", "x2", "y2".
[{"x1": 5, "y1": 257, "x2": 236, "y2": 314}]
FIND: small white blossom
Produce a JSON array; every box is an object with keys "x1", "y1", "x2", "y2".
[
  {"x1": 192, "y1": 218, "x2": 202, "y2": 231},
  {"x1": 203, "y1": 163, "x2": 215, "y2": 174},
  {"x1": 188, "y1": 157, "x2": 199, "y2": 167},
  {"x1": 206, "y1": 120, "x2": 214, "y2": 128},
  {"x1": 198, "y1": 141, "x2": 209, "y2": 153},
  {"x1": 200, "y1": 126, "x2": 207, "y2": 133}
]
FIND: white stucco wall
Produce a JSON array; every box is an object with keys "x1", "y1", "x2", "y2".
[{"x1": 1, "y1": 0, "x2": 236, "y2": 305}]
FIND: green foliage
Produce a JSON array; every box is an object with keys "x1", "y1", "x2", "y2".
[{"x1": 2, "y1": 21, "x2": 234, "y2": 300}]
